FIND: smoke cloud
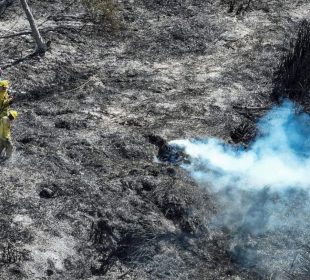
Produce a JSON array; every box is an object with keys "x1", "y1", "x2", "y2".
[{"x1": 170, "y1": 101, "x2": 310, "y2": 278}]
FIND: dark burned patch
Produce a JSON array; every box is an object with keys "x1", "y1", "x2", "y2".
[
  {"x1": 230, "y1": 121, "x2": 257, "y2": 145},
  {"x1": 157, "y1": 143, "x2": 186, "y2": 164},
  {"x1": 88, "y1": 217, "x2": 134, "y2": 276},
  {"x1": 17, "y1": 136, "x2": 35, "y2": 145},
  {"x1": 106, "y1": 133, "x2": 151, "y2": 161},
  {"x1": 112, "y1": 140, "x2": 145, "y2": 160},
  {"x1": 272, "y1": 20, "x2": 310, "y2": 106},
  {"x1": 90, "y1": 219, "x2": 115, "y2": 245},
  {"x1": 0, "y1": 242, "x2": 30, "y2": 265},
  {"x1": 126, "y1": 1, "x2": 213, "y2": 58},
  {"x1": 55, "y1": 120, "x2": 72, "y2": 129},
  {"x1": 0, "y1": 0, "x2": 14, "y2": 17},
  {"x1": 221, "y1": 0, "x2": 269, "y2": 15},
  {"x1": 55, "y1": 118, "x2": 88, "y2": 130},
  {"x1": 146, "y1": 134, "x2": 188, "y2": 164},
  {"x1": 285, "y1": 245, "x2": 310, "y2": 280},
  {"x1": 89, "y1": 217, "x2": 198, "y2": 277},
  {"x1": 142, "y1": 0, "x2": 204, "y2": 16},
  {"x1": 129, "y1": 21, "x2": 209, "y2": 57},
  {"x1": 38, "y1": 179, "x2": 90, "y2": 201},
  {"x1": 17, "y1": 133, "x2": 50, "y2": 150},
  {"x1": 15, "y1": 65, "x2": 97, "y2": 103},
  {"x1": 64, "y1": 140, "x2": 109, "y2": 172},
  {"x1": 46, "y1": 269, "x2": 54, "y2": 276},
  {"x1": 35, "y1": 108, "x2": 74, "y2": 116},
  {"x1": 0, "y1": 215, "x2": 34, "y2": 245}
]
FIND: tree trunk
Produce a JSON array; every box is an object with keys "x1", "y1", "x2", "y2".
[{"x1": 20, "y1": 0, "x2": 46, "y2": 53}]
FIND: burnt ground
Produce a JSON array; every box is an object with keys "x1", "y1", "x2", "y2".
[{"x1": 0, "y1": 0, "x2": 309, "y2": 279}]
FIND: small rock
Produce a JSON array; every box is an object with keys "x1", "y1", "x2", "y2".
[
  {"x1": 46, "y1": 269, "x2": 54, "y2": 276},
  {"x1": 18, "y1": 136, "x2": 34, "y2": 144},
  {"x1": 39, "y1": 188, "x2": 55, "y2": 199}
]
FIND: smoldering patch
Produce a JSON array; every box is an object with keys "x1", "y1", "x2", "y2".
[{"x1": 170, "y1": 101, "x2": 310, "y2": 278}]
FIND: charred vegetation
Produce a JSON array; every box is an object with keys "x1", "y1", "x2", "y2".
[
  {"x1": 221, "y1": 0, "x2": 269, "y2": 15},
  {"x1": 272, "y1": 20, "x2": 310, "y2": 106},
  {"x1": 0, "y1": 0, "x2": 308, "y2": 279}
]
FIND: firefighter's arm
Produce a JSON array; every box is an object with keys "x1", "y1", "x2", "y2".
[
  {"x1": 4, "y1": 95, "x2": 13, "y2": 106},
  {"x1": 7, "y1": 97, "x2": 13, "y2": 105},
  {"x1": 7, "y1": 89, "x2": 15, "y2": 104}
]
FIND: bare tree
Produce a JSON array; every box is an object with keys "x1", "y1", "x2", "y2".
[{"x1": 20, "y1": 0, "x2": 46, "y2": 53}]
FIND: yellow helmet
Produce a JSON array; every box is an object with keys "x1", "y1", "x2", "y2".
[
  {"x1": 0, "y1": 80, "x2": 9, "y2": 89},
  {"x1": 8, "y1": 110, "x2": 18, "y2": 120}
]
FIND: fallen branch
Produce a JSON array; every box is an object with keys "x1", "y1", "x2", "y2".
[
  {"x1": 0, "y1": 30, "x2": 32, "y2": 39},
  {"x1": 0, "y1": 23, "x2": 93, "y2": 39},
  {"x1": 233, "y1": 106, "x2": 270, "y2": 110},
  {"x1": 1, "y1": 51, "x2": 38, "y2": 69},
  {"x1": 59, "y1": 76, "x2": 95, "y2": 95}
]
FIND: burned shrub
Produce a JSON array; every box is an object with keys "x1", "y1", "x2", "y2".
[
  {"x1": 142, "y1": 0, "x2": 187, "y2": 16},
  {"x1": 150, "y1": 179, "x2": 205, "y2": 233},
  {"x1": 17, "y1": 135, "x2": 34, "y2": 144},
  {"x1": 221, "y1": 0, "x2": 269, "y2": 15},
  {"x1": 158, "y1": 143, "x2": 187, "y2": 164},
  {"x1": 89, "y1": 218, "x2": 118, "y2": 276},
  {"x1": 55, "y1": 119, "x2": 71, "y2": 129},
  {"x1": 111, "y1": 138, "x2": 148, "y2": 160},
  {"x1": 89, "y1": 219, "x2": 165, "y2": 276},
  {"x1": 55, "y1": 118, "x2": 87, "y2": 130},
  {"x1": 154, "y1": 189, "x2": 186, "y2": 221},
  {"x1": 147, "y1": 134, "x2": 188, "y2": 164},
  {"x1": 130, "y1": 18, "x2": 210, "y2": 57},
  {"x1": 89, "y1": 219, "x2": 115, "y2": 245},
  {"x1": 81, "y1": 0, "x2": 120, "y2": 32},
  {"x1": 272, "y1": 20, "x2": 310, "y2": 104},
  {"x1": 0, "y1": 0, "x2": 14, "y2": 17},
  {"x1": 230, "y1": 121, "x2": 257, "y2": 145},
  {"x1": 37, "y1": 182, "x2": 68, "y2": 199},
  {"x1": 0, "y1": 242, "x2": 30, "y2": 265},
  {"x1": 147, "y1": 134, "x2": 166, "y2": 147}
]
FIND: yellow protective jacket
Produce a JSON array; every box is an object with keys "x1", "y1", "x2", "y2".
[
  {"x1": 0, "y1": 80, "x2": 10, "y2": 117},
  {"x1": 0, "y1": 117, "x2": 11, "y2": 140}
]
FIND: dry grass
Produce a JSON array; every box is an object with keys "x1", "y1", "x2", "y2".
[{"x1": 81, "y1": 0, "x2": 120, "y2": 31}]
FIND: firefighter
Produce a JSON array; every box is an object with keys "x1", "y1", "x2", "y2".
[
  {"x1": 0, "y1": 110, "x2": 18, "y2": 159},
  {"x1": 0, "y1": 80, "x2": 13, "y2": 117}
]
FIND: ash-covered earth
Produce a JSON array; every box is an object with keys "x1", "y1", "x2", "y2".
[{"x1": 0, "y1": 0, "x2": 309, "y2": 279}]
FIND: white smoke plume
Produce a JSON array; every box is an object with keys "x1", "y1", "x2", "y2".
[
  {"x1": 170, "y1": 101, "x2": 310, "y2": 278},
  {"x1": 171, "y1": 101, "x2": 310, "y2": 191}
]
